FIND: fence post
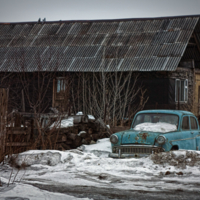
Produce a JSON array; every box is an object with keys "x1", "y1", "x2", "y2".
[{"x1": 0, "y1": 88, "x2": 8, "y2": 160}]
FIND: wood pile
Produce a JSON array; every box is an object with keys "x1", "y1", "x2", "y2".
[{"x1": 49, "y1": 115, "x2": 111, "y2": 151}]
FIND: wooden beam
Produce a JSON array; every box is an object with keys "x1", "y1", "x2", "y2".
[
  {"x1": 194, "y1": 33, "x2": 200, "y2": 56},
  {"x1": 6, "y1": 142, "x2": 31, "y2": 147}
]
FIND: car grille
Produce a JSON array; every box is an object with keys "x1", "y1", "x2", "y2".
[{"x1": 119, "y1": 146, "x2": 163, "y2": 154}]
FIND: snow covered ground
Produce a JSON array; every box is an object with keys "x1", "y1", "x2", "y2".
[{"x1": 1, "y1": 138, "x2": 200, "y2": 199}]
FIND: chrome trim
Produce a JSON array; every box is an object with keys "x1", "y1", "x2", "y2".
[
  {"x1": 109, "y1": 153, "x2": 150, "y2": 158},
  {"x1": 170, "y1": 135, "x2": 200, "y2": 142},
  {"x1": 110, "y1": 144, "x2": 165, "y2": 158},
  {"x1": 110, "y1": 135, "x2": 118, "y2": 144},
  {"x1": 157, "y1": 135, "x2": 166, "y2": 145},
  {"x1": 119, "y1": 144, "x2": 158, "y2": 148},
  {"x1": 118, "y1": 149, "x2": 121, "y2": 158}
]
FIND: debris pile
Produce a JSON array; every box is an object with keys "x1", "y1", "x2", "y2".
[
  {"x1": 150, "y1": 150, "x2": 200, "y2": 169},
  {"x1": 49, "y1": 114, "x2": 111, "y2": 150}
]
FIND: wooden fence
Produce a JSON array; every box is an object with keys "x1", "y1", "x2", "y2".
[{"x1": 0, "y1": 88, "x2": 8, "y2": 160}]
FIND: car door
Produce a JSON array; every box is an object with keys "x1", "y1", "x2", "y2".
[
  {"x1": 170, "y1": 115, "x2": 196, "y2": 150},
  {"x1": 190, "y1": 116, "x2": 200, "y2": 150}
]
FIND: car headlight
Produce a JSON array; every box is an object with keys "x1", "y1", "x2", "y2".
[
  {"x1": 157, "y1": 135, "x2": 166, "y2": 145},
  {"x1": 110, "y1": 135, "x2": 118, "y2": 144}
]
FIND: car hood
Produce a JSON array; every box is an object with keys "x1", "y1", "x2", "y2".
[{"x1": 121, "y1": 130, "x2": 160, "y2": 145}]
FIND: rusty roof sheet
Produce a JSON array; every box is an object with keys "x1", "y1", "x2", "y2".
[{"x1": 0, "y1": 16, "x2": 199, "y2": 72}]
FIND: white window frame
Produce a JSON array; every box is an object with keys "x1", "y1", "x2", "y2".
[
  {"x1": 56, "y1": 77, "x2": 66, "y2": 93},
  {"x1": 175, "y1": 79, "x2": 188, "y2": 102}
]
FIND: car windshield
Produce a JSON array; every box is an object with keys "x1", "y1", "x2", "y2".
[{"x1": 132, "y1": 113, "x2": 179, "y2": 132}]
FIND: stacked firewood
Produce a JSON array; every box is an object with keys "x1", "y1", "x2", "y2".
[{"x1": 50, "y1": 115, "x2": 111, "y2": 151}]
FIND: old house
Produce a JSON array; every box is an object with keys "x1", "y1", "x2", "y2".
[{"x1": 0, "y1": 15, "x2": 200, "y2": 120}]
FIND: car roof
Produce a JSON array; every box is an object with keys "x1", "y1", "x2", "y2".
[{"x1": 137, "y1": 110, "x2": 194, "y2": 116}]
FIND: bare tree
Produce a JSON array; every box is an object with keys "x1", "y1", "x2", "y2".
[{"x1": 69, "y1": 72, "x2": 148, "y2": 127}]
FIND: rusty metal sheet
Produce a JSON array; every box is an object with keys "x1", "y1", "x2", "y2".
[
  {"x1": 0, "y1": 36, "x2": 12, "y2": 47},
  {"x1": 92, "y1": 35, "x2": 104, "y2": 45},
  {"x1": 0, "y1": 48, "x2": 8, "y2": 61},
  {"x1": 79, "y1": 23, "x2": 92, "y2": 35},
  {"x1": 140, "y1": 57, "x2": 157, "y2": 71},
  {"x1": 152, "y1": 57, "x2": 168, "y2": 71},
  {"x1": 68, "y1": 58, "x2": 83, "y2": 71},
  {"x1": 164, "y1": 57, "x2": 181, "y2": 71},
  {"x1": 68, "y1": 23, "x2": 82, "y2": 35},
  {"x1": 8, "y1": 36, "x2": 25, "y2": 47},
  {"x1": 0, "y1": 16, "x2": 199, "y2": 72},
  {"x1": 98, "y1": 59, "x2": 112, "y2": 71},
  {"x1": 0, "y1": 25, "x2": 11, "y2": 35},
  {"x1": 99, "y1": 22, "x2": 118, "y2": 34},
  {"x1": 106, "y1": 59, "x2": 122, "y2": 71},
  {"x1": 57, "y1": 23, "x2": 73, "y2": 36},
  {"x1": 64, "y1": 46, "x2": 78, "y2": 58},
  {"x1": 19, "y1": 24, "x2": 34, "y2": 36},
  {"x1": 87, "y1": 22, "x2": 103, "y2": 34},
  {"x1": 62, "y1": 35, "x2": 75, "y2": 46},
  {"x1": 39, "y1": 24, "x2": 60, "y2": 35},
  {"x1": 117, "y1": 21, "x2": 131, "y2": 33},
  {"x1": 29, "y1": 24, "x2": 43, "y2": 35},
  {"x1": 184, "y1": 17, "x2": 199, "y2": 30},
  {"x1": 83, "y1": 58, "x2": 102, "y2": 72},
  {"x1": 125, "y1": 46, "x2": 140, "y2": 58}
]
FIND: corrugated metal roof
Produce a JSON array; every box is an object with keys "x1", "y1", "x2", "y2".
[{"x1": 0, "y1": 16, "x2": 199, "y2": 72}]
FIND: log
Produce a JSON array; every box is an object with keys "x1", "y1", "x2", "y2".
[
  {"x1": 65, "y1": 139, "x2": 73, "y2": 145},
  {"x1": 85, "y1": 137, "x2": 91, "y2": 144},
  {"x1": 91, "y1": 133, "x2": 100, "y2": 141},
  {"x1": 71, "y1": 136, "x2": 82, "y2": 148},
  {"x1": 88, "y1": 128, "x2": 93, "y2": 134},
  {"x1": 68, "y1": 133, "x2": 77, "y2": 141},
  {"x1": 61, "y1": 143, "x2": 71, "y2": 150}
]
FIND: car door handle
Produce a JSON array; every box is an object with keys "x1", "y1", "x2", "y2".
[{"x1": 191, "y1": 132, "x2": 194, "y2": 134}]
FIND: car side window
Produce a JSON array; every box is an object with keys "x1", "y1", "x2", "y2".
[
  {"x1": 182, "y1": 116, "x2": 190, "y2": 130},
  {"x1": 190, "y1": 116, "x2": 198, "y2": 130}
]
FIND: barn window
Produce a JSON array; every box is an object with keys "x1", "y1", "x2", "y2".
[
  {"x1": 175, "y1": 79, "x2": 188, "y2": 102},
  {"x1": 57, "y1": 78, "x2": 66, "y2": 93}
]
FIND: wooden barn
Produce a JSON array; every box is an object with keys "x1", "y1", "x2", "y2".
[{"x1": 0, "y1": 15, "x2": 200, "y2": 118}]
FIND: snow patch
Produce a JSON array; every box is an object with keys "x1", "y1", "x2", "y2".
[
  {"x1": 134, "y1": 122, "x2": 177, "y2": 133},
  {"x1": 17, "y1": 151, "x2": 61, "y2": 166},
  {"x1": 76, "y1": 111, "x2": 83, "y2": 115},
  {"x1": 3, "y1": 139, "x2": 200, "y2": 198},
  {"x1": 82, "y1": 138, "x2": 111, "y2": 157},
  {"x1": 50, "y1": 117, "x2": 74, "y2": 129},
  {"x1": 88, "y1": 115, "x2": 95, "y2": 120},
  {"x1": 0, "y1": 179, "x2": 91, "y2": 200}
]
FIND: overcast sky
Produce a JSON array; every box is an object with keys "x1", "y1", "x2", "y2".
[{"x1": 0, "y1": 0, "x2": 200, "y2": 23}]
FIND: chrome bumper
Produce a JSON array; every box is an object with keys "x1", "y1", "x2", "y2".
[
  {"x1": 109, "y1": 145, "x2": 164, "y2": 158},
  {"x1": 109, "y1": 152, "x2": 149, "y2": 158}
]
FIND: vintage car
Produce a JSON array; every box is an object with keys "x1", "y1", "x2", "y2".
[{"x1": 109, "y1": 110, "x2": 200, "y2": 158}]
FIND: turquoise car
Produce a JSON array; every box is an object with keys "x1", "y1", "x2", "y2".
[{"x1": 109, "y1": 110, "x2": 200, "y2": 158}]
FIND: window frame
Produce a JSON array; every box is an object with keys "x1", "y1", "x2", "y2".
[
  {"x1": 56, "y1": 77, "x2": 66, "y2": 93},
  {"x1": 175, "y1": 79, "x2": 188, "y2": 103},
  {"x1": 181, "y1": 115, "x2": 190, "y2": 130},
  {"x1": 190, "y1": 116, "x2": 198, "y2": 130}
]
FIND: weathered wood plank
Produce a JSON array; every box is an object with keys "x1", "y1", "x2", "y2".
[
  {"x1": 6, "y1": 142, "x2": 31, "y2": 147},
  {"x1": 7, "y1": 130, "x2": 30, "y2": 135}
]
